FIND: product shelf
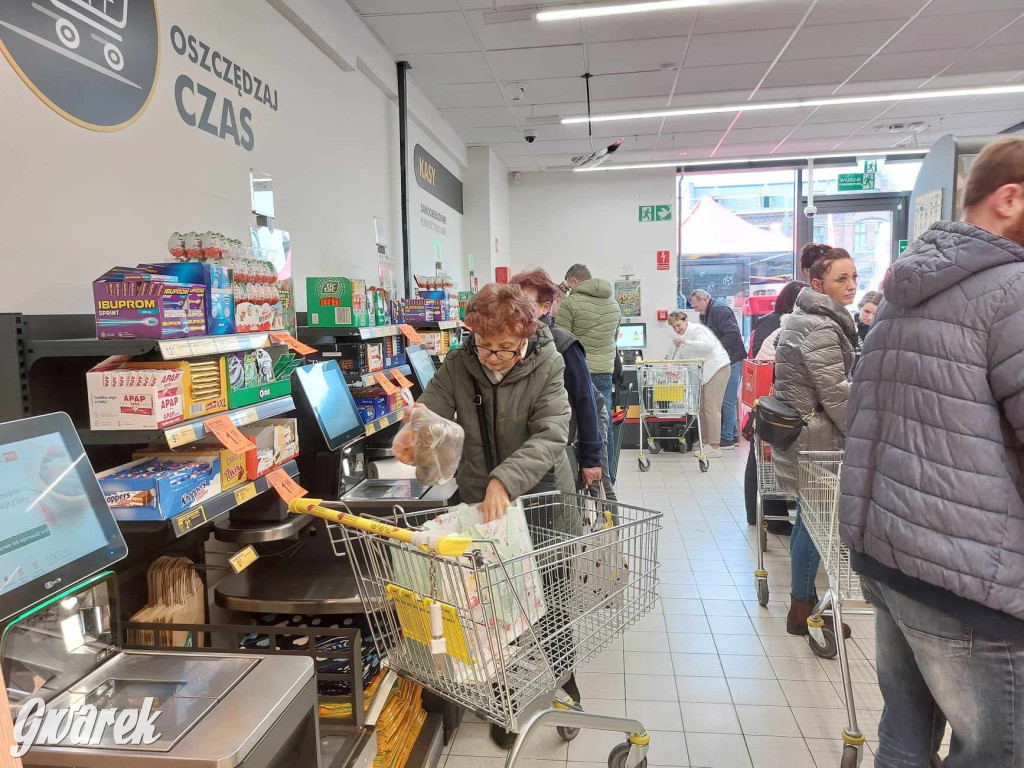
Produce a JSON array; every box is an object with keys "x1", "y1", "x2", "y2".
[
  {"x1": 118, "y1": 459, "x2": 299, "y2": 537},
  {"x1": 297, "y1": 324, "x2": 402, "y2": 341},
  {"x1": 78, "y1": 395, "x2": 295, "y2": 448},
  {"x1": 23, "y1": 332, "x2": 277, "y2": 365},
  {"x1": 335, "y1": 364, "x2": 412, "y2": 388},
  {"x1": 363, "y1": 408, "x2": 403, "y2": 436},
  {"x1": 408, "y1": 321, "x2": 459, "y2": 330}
]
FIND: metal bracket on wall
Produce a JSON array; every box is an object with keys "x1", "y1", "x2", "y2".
[{"x1": 0, "y1": 314, "x2": 30, "y2": 422}]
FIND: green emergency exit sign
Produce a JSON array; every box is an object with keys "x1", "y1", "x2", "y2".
[
  {"x1": 639, "y1": 205, "x2": 672, "y2": 222},
  {"x1": 838, "y1": 173, "x2": 876, "y2": 192}
]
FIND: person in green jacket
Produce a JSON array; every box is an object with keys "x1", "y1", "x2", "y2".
[{"x1": 556, "y1": 264, "x2": 622, "y2": 481}]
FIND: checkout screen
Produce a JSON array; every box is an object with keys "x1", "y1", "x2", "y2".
[
  {"x1": 407, "y1": 346, "x2": 435, "y2": 390},
  {"x1": 0, "y1": 434, "x2": 108, "y2": 596},
  {"x1": 297, "y1": 363, "x2": 363, "y2": 443}
]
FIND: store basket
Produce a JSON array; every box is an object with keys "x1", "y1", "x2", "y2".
[
  {"x1": 635, "y1": 359, "x2": 707, "y2": 473},
  {"x1": 752, "y1": 437, "x2": 797, "y2": 606},
  {"x1": 290, "y1": 493, "x2": 662, "y2": 768}
]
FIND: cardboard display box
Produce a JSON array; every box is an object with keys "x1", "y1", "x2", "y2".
[{"x1": 98, "y1": 456, "x2": 222, "y2": 522}]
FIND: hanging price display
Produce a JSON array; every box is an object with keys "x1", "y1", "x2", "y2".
[
  {"x1": 266, "y1": 467, "x2": 307, "y2": 503},
  {"x1": 398, "y1": 324, "x2": 425, "y2": 344},
  {"x1": 204, "y1": 415, "x2": 255, "y2": 454},
  {"x1": 374, "y1": 372, "x2": 399, "y2": 395},
  {"x1": 391, "y1": 369, "x2": 414, "y2": 389},
  {"x1": 270, "y1": 332, "x2": 318, "y2": 356}
]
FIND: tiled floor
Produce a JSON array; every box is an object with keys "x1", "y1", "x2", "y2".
[{"x1": 439, "y1": 444, "x2": 947, "y2": 768}]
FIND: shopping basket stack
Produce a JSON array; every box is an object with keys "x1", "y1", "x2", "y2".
[
  {"x1": 635, "y1": 360, "x2": 708, "y2": 473},
  {"x1": 290, "y1": 492, "x2": 662, "y2": 768},
  {"x1": 797, "y1": 451, "x2": 869, "y2": 768}
]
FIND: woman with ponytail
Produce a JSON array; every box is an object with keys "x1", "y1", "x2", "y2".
[{"x1": 773, "y1": 243, "x2": 860, "y2": 637}]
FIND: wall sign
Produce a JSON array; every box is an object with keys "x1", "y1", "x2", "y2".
[
  {"x1": 169, "y1": 24, "x2": 279, "y2": 152},
  {"x1": 657, "y1": 309, "x2": 668, "y2": 321},
  {"x1": 656, "y1": 251, "x2": 670, "y2": 270},
  {"x1": 0, "y1": 0, "x2": 159, "y2": 131},
  {"x1": 414, "y1": 144, "x2": 463, "y2": 215},
  {"x1": 639, "y1": 205, "x2": 672, "y2": 222},
  {"x1": 615, "y1": 280, "x2": 641, "y2": 317}
]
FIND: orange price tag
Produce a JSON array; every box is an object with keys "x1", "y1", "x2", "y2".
[
  {"x1": 266, "y1": 468, "x2": 307, "y2": 503},
  {"x1": 270, "y1": 332, "x2": 318, "y2": 357},
  {"x1": 204, "y1": 415, "x2": 255, "y2": 454},
  {"x1": 391, "y1": 369, "x2": 414, "y2": 389},
  {"x1": 374, "y1": 372, "x2": 399, "y2": 395},
  {"x1": 398, "y1": 324, "x2": 425, "y2": 344}
]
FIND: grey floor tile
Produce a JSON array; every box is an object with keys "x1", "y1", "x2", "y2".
[
  {"x1": 726, "y1": 678, "x2": 787, "y2": 707},
  {"x1": 625, "y1": 673, "x2": 680, "y2": 702},
  {"x1": 743, "y1": 736, "x2": 816, "y2": 768},
  {"x1": 684, "y1": 733, "x2": 752, "y2": 768},
  {"x1": 627, "y1": 699, "x2": 683, "y2": 730},
  {"x1": 625, "y1": 651, "x2": 674, "y2": 676},
  {"x1": 576, "y1": 672, "x2": 625, "y2": 700},
  {"x1": 680, "y1": 702, "x2": 742, "y2": 734},
  {"x1": 671, "y1": 652, "x2": 725, "y2": 677},
  {"x1": 734, "y1": 705, "x2": 802, "y2": 737},
  {"x1": 676, "y1": 676, "x2": 733, "y2": 704},
  {"x1": 720, "y1": 655, "x2": 777, "y2": 680}
]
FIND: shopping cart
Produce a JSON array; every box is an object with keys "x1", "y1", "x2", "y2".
[
  {"x1": 39, "y1": 0, "x2": 128, "y2": 71},
  {"x1": 752, "y1": 437, "x2": 797, "y2": 606},
  {"x1": 635, "y1": 359, "x2": 707, "y2": 473},
  {"x1": 798, "y1": 451, "x2": 871, "y2": 768},
  {"x1": 290, "y1": 492, "x2": 662, "y2": 768}
]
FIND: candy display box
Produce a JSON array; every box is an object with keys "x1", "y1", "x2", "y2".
[
  {"x1": 238, "y1": 418, "x2": 299, "y2": 479},
  {"x1": 126, "y1": 357, "x2": 228, "y2": 419},
  {"x1": 97, "y1": 456, "x2": 222, "y2": 522},
  {"x1": 224, "y1": 346, "x2": 299, "y2": 408},
  {"x1": 147, "y1": 261, "x2": 236, "y2": 336},
  {"x1": 137, "y1": 446, "x2": 247, "y2": 493},
  {"x1": 87, "y1": 356, "x2": 185, "y2": 430},
  {"x1": 307, "y1": 277, "x2": 370, "y2": 328}
]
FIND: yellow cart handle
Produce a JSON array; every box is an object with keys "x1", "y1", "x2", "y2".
[{"x1": 289, "y1": 498, "x2": 472, "y2": 557}]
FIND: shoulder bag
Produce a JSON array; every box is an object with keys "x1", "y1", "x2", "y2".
[{"x1": 751, "y1": 395, "x2": 815, "y2": 451}]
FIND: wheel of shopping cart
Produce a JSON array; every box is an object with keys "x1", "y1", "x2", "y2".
[
  {"x1": 646, "y1": 437, "x2": 661, "y2": 454},
  {"x1": 807, "y1": 625, "x2": 838, "y2": 659},
  {"x1": 638, "y1": 456, "x2": 651, "y2": 472},
  {"x1": 608, "y1": 741, "x2": 648, "y2": 768},
  {"x1": 841, "y1": 744, "x2": 860, "y2": 768},
  {"x1": 557, "y1": 725, "x2": 580, "y2": 741},
  {"x1": 698, "y1": 458, "x2": 709, "y2": 472},
  {"x1": 755, "y1": 576, "x2": 769, "y2": 607}
]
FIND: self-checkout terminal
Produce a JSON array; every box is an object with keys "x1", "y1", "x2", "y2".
[{"x1": 0, "y1": 413, "x2": 318, "y2": 767}]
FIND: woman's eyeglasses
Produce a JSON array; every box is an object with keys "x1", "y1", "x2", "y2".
[{"x1": 469, "y1": 337, "x2": 521, "y2": 362}]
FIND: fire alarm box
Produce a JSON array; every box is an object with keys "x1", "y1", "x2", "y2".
[{"x1": 657, "y1": 309, "x2": 668, "y2": 321}]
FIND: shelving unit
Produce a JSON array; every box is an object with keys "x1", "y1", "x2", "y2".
[
  {"x1": 23, "y1": 331, "x2": 275, "y2": 365},
  {"x1": 119, "y1": 460, "x2": 300, "y2": 537},
  {"x1": 329, "y1": 362, "x2": 411, "y2": 388},
  {"x1": 408, "y1": 320, "x2": 458, "y2": 330},
  {"x1": 77, "y1": 395, "x2": 296, "y2": 448},
  {"x1": 297, "y1": 324, "x2": 402, "y2": 340},
  {"x1": 364, "y1": 408, "x2": 403, "y2": 435}
]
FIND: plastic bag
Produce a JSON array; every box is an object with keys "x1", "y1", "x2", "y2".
[{"x1": 392, "y1": 404, "x2": 464, "y2": 485}]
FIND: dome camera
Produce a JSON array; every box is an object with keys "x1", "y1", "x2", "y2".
[
  {"x1": 524, "y1": 131, "x2": 538, "y2": 144},
  {"x1": 803, "y1": 204, "x2": 818, "y2": 218}
]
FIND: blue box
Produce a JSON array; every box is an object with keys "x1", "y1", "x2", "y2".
[
  {"x1": 143, "y1": 262, "x2": 236, "y2": 335},
  {"x1": 97, "y1": 456, "x2": 222, "y2": 521}
]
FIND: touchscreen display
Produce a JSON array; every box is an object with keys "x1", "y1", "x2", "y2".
[
  {"x1": 617, "y1": 324, "x2": 647, "y2": 349},
  {"x1": 0, "y1": 434, "x2": 110, "y2": 597},
  {"x1": 407, "y1": 346, "x2": 435, "y2": 390},
  {"x1": 294, "y1": 362, "x2": 363, "y2": 448}
]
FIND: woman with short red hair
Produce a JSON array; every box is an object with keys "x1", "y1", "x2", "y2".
[{"x1": 416, "y1": 282, "x2": 575, "y2": 524}]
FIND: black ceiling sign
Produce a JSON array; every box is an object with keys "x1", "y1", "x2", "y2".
[
  {"x1": 414, "y1": 144, "x2": 463, "y2": 215},
  {"x1": 0, "y1": 0, "x2": 159, "y2": 131}
]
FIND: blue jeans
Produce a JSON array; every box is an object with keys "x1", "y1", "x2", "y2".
[
  {"x1": 790, "y1": 502, "x2": 821, "y2": 602},
  {"x1": 590, "y1": 373, "x2": 615, "y2": 484},
  {"x1": 721, "y1": 361, "x2": 743, "y2": 442},
  {"x1": 863, "y1": 576, "x2": 1024, "y2": 768}
]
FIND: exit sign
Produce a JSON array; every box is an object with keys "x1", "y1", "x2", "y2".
[
  {"x1": 838, "y1": 172, "x2": 876, "y2": 192},
  {"x1": 639, "y1": 205, "x2": 672, "y2": 222},
  {"x1": 898, "y1": 239, "x2": 909, "y2": 255}
]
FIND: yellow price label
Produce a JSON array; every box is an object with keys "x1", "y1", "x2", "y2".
[
  {"x1": 233, "y1": 483, "x2": 257, "y2": 505},
  {"x1": 172, "y1": 506, "x2": 207, "y2": 536},
  {"x1": 166, "y1": 424, "x2": 197, "y2": 448},
  {"x1": 228, "y1": 545, "x2": 259, "y2": 573}
]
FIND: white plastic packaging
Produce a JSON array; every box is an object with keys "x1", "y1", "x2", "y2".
[{"x1": 393, "y1": 404, "x2": 464, "y2": 485}]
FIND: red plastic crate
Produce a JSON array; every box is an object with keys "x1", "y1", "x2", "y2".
[{"x1": 742, "y1": 360, "x2": 774, "y2": 408}]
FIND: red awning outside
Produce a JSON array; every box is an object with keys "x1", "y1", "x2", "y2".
[{"x1": 679, "y1": 196, "x2": 793, "y2": 255}]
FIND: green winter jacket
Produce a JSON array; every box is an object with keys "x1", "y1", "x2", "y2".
[
  {"x1": 555, "y1": 278, "x2": 621, "y2": 374},
  {"x1": 417, "y1": 324, "x2": 576, "y2": 528}
]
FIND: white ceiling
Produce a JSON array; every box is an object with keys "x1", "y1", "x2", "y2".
[{"x1": 350, "y1": 0, "x2": 1024, "y2": 171}]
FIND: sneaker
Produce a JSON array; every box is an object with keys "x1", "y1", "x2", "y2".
[
  {"x1": 721, "y1": 439, "x2": 738, "y2": 450},
  {"x1": 705, "y1": 447, "x2": 723, "y2": 458}
]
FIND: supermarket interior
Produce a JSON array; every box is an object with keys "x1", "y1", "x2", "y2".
[{"x1": 1, "y1": 0, "x2": 1023, "y2": 766}]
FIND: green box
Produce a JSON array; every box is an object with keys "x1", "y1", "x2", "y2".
[
  {"x1": 306, "y1": 277, "x2": 370, "y2": 327},
  {"x1": 228, "y1": 377, "x2": 292, "y2": 408}
]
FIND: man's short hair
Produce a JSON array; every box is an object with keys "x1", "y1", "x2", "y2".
[
  {"x1": 565, "y1": 264, "x2": 592, "y2": 283},
  {"x1": 963, "y1": 137, "x2": 1024, "y2": 209},
  {"x1": 689, "y1": 289, "x2": 711, "y2": 302}
]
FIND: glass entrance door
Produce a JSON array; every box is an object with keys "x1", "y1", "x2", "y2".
[{"x1": 797, "y1": 194, "x2": 908, "y2": 303}]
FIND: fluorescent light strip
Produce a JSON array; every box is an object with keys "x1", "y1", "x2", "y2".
[
  {"x1": 537, "y1": 0, "x2": 722, "y2": 21},
  {"x1": 573, "y1": 149, "x2": 927, "y2": 172},
  {"x1": 562, "y1": 84, "x2": 1024, "y2": 124}
]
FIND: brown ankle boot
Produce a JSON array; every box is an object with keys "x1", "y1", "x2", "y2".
[{"x1": 787, "y1": 597, "x2": 816, "y2": 636}]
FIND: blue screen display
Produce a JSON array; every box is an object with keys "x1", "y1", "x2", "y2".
[
  {"x1": 407, "y1": 346, "x2": 436, "y2": 390},
  {"x1": 294, "y1": 362, "x2": 364, "y2": 448}
]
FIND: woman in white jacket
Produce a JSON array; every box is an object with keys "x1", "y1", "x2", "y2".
[{"x1": 666, "y1": 311, "x2": 731, "y2": 457}]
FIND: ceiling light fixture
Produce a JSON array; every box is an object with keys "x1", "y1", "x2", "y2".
[
  {"x1": 561, "y1": 84, "x2": 1024, "y2": 125},
  {"x1": 537, "y1": 0, "x2": 738, "y2": 22},
  {"x1": 573, "y1": 148, "x2": 926, "y2": 172}
]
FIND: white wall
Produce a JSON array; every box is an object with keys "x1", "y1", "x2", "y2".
[
  {"x1": 463, "y1": 147, "x2": 510, "y2": 286},
  {"x1": 510, "y1": 169, "x2": 678, "y2": 353},
  {"x1": 489, "y1": 150, "x2": 511, "y2": 278},
  {"x1": 0, "y1": 0, "x2": 467, "y2": 313}
]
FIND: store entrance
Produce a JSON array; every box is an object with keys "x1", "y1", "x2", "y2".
[{"x1": 796, "y1": 194, "x2": 909, "y2": 301}]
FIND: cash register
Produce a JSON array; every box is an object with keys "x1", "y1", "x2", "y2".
[{"x1": 0, "y1": 413, "x2": 318, "y2": 767}]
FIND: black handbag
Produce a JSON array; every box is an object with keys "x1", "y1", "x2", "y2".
[{"x1": 751, "y1": 395, "x2": 814, "y2": 451}]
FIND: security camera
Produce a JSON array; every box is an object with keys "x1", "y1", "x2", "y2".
[
  {"x1": 803, "y1": 204, "x2": 817, "y2": 218},
  {"x1": 524, "y1": 131, "x2": 537, "y2": 144}
]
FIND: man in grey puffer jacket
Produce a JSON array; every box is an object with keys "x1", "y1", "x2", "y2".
[{"x1": 839, "y1": 137, "x2": 1024, "y2": 768}]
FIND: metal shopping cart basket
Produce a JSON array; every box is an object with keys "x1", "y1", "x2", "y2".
[
  {"x1": 290, "y1": 492, "x2": 662, "y2": 768},
  {"x1": 798, "y1": 452, "x2": 871, "y2": 768},
  {"x1": 635, "y1": 359, "x2": 708, "y2": 473},
  {"x1": 752, "y1": 437, "x2": 798, "y2": 606}
]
